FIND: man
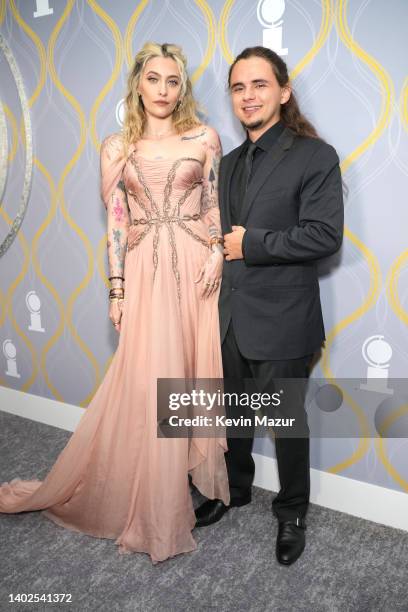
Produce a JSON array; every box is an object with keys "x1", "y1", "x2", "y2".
[{"x1": 195, "y1": 47, "x2": 344, "y2": 566}]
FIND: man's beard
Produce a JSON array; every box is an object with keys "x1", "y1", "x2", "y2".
[{"x1": 241, "y1": 119, "x2": 264, "y2": 131}]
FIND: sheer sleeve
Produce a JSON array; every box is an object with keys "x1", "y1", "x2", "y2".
[
  {"x1": 100, "y1": 133, "x2": 130, "y2": 279},
  {"x1": 200, "y1": 126, "x2": 223, "y2": 242}
]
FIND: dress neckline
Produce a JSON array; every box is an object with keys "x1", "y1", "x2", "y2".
[{"x1": 132, "y1": 153, "x2": 204, "y2": 167}]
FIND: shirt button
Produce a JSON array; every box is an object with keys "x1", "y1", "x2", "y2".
[{"x1": 231, "y1": 287, "x2": 236, "y2": 292}]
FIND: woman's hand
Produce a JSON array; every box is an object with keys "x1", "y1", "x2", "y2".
[
  {"x1": 109, "y1": 299, "x2": 124, "y2": 333},
  {"x1": 194, "y1": 248, "x2": 223, "y2": 298}
]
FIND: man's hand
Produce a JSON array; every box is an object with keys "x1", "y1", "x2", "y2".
[{"x1": 223, "y1": 226, "x2": 246, "y2": 261}]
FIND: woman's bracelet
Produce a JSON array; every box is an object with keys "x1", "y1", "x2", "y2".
[
  {"x1": 109, "y1": 289, "x2": 124, "y2": 299},
  {"x1": 209, "y1": 236, "x2": 223, "y2": 247},
  {"x1": 109, "y1": 276, "x2": 124, "y2": 281}
]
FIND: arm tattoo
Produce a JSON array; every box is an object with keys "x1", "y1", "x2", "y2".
[
  {"x1": 113, "y1": 195, "x2": 125, "y2": 222},
  {"x1": 208, "y1": 223, "x2": 223, "y2": 253},
  {"x1": 201, "y1": 153, "x2": 220, "y2": 213},
  {"x1": 112, "y1": 228, "x2": 125, "y2": 273},
  {"x1": 117, "y1": 179, "x2": 127, "y2": 193},
  {"x1": 181, "y1": 129, "x2": 207, "y2": 141}
]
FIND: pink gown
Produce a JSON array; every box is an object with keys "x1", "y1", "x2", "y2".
[{"x1": 0, "y1": 132, "x2": 230, "y2": 563}]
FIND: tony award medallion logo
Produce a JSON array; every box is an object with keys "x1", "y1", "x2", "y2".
[
  {"x1": 257, "y1": 0, "x2": 288, "y2": 56},
  {"x1": 3, "y1": 339, "x2": 21, "y2": 378},
  {"x1": 360, "y1": 335, "x2": 393, "y2": 395},
  {"x1": 26, "y1": 290, "x2": 45, "y2": 332},
  {"x1": 116, "y1": 99, "x2": 125, "y2": 127}
]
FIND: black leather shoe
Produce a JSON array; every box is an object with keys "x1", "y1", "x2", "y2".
[
  {"x1": 195, "y1": 499, "x2": 229, "y2": 527},
  {"x1": 276, "y1": 518, "x2": 307, "y2": 565},
  {"x1": 195, "y1": 493, "x2": 252, "y2": 528}
]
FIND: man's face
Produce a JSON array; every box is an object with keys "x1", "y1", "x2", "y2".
[{"x1": 229, "y1": 56, "x2": 291, "y2": 137}]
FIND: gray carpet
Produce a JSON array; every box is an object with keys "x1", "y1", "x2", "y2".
[{"x1": 0, "y1": 411, "x2": 407, "y2": 612}]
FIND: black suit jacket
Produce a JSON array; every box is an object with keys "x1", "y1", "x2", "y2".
[{"x1": 218, "y1": 127, "x2": 344, "y2": 360}]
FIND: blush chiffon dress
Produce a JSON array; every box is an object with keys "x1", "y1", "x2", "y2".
[{"x1": 0, "y1": 131, "x2": 230, "y2": 563}]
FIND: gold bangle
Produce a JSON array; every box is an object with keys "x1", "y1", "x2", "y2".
[{"x1": 209, "y1": 236, "x2": 223, "y2": 247}]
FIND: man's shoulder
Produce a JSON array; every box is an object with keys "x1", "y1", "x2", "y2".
[
  {"x1": 292, "y1": 135, "x2": 339, "y2": 162},
  {"x1": 220, "y1": 132, "x2": 339, "y2": 168}
]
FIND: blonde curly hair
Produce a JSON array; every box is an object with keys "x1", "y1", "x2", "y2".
[{"x1": 123, "y1": 42, "x2": 201, "y2": 152}]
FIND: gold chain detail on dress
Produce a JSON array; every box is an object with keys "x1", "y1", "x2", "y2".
[
  {"x1": 131, "y1": 213, "x2": 201, "y2": 225},
  {"x1": 177, "y1": 221, "x2": 210, "y2": 249},
  {"x1": 166, "y1": 222, "x2": 181, "y2": 302},
  {"x1": 127, "y1": 226, "x2": 152, "y2": 252},
  {"x1": 163, "y1": 158, "x2": 202, "y2": 217},
  {"x1": 126, "y1": 186, "x2": 152, "y2": 220},
  {"x1": 129, "y1": 154, "x2": 158, "y2": 218},
  {"x1": 124, "y1": 157, "x2": 213, "y2": 300},
  {"x1": 173, "y1": 179, "x2": 203, "y2": 218},
  {"x1": 152, "y1": 224, "x2": 160, "y2": 282}
]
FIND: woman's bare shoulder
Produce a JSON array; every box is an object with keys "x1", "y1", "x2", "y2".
[
  {"x1": 180, "y1": 124, "x2": 220, "y2": 142},
  {"x1": 100, "y1": 132, "x2": 125, "y2": 159},
  {"x1": 101, "y1": 131, "x2": 125, "y2": 148}
]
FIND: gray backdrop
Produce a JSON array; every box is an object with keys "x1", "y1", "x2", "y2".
[{"x1": 1, "y1": 0, "x2": 407, "y2": 495}]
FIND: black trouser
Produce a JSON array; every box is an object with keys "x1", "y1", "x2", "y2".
[{"x1": 222, "y1": 322, "x2": 312, "y2": 521}]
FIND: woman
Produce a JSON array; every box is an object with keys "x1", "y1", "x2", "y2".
[{"x1": 0, "y1": 42, "x2": 230, "y2": 563}]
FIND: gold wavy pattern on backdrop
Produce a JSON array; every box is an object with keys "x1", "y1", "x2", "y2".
[
  {"x1": 321, "y1": 0, "x2": 394, "y2": 475},
  {"x1": 0, "y1": 2, "x2": 46, "y2": 392},
  {"x1": 218, "y1": 0, "x2": 333, "y2": 78},
  {"x1": 10, "y1": 0, "x2": 47, "y2": 122},
  {"x1": 191, "y1": 0, "x2": 217, "y2": 84},
  {"x1": 385, "y1": 79, "x2": 408, "y2": 329},
  {"x1": 387, "y1": 250, "x2": 408, "y2": 328},
  {"x1": 125, "y1": 0, "x2": 150, "y2": 68},
  {"x1": 290, "y1": 0, "x2": 333, "y2": 80},
  {"x1": 375, "y1": 403, "x2": 408, "y2": 493},
  {"x1": 378, "y1": 77, "x2": 408, "y2": 491},
  {"x1": 3, "y1": 0, "x2": 406, "y2": 496},
  {"x1": 10, "y1": 0, "x2": 47, "y2": 152},
  {"x1": 0, "y1": 206, "x2": 38, "y2": 390},
  {"x1": 125, "y1": 0, "x2": 216, "y2": 84},
  {"x1": 47, "y1": 0, "x2": 101, "y2": 406},
  {"x1": 88, "y1": 0, "x2": 124, "y2": 151},
  {"x1": 7, "y1": 0, "x2": 66, "y2": 400},
  {"x1": 87, "y1": 1, "x2": 124, "y2": 294},
  {"x1": 401, "y1": 76, "x2": 408, "y2": 133},
  {"x1": 32, "y1": 160, "x2": 65, "y2": 402}
]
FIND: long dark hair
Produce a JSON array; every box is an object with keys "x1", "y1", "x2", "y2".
[{"x1": 228, "y1": 46, "x2": 320, "y2": 139}]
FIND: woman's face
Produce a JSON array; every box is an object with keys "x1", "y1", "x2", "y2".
[{"x1": 138, "y1": 56, "x2": 182, "y2": 120}]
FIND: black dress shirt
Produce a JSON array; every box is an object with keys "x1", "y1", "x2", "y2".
[{"x1": 230, "y1": 120, "x2": 285, "y2": 226}]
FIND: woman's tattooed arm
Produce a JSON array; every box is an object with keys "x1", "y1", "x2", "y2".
[
  {"x1": 200, "y1": 127, "x2": 223, "y2": 252},
  {"x1": 107, "y1": 180, "x2": 130, "y2": 279}
]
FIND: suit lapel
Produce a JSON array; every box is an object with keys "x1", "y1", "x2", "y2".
[
  {"x1": 220, "y1": 142, "x2": 246, "y2": 232},
  {"x1": 239, "y1": 128, "x2": 295, "y2": 226}
]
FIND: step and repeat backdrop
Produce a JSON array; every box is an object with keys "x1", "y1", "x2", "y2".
[{"x1": 0, "y1": 0, "x2": 407, "y2": 494}]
